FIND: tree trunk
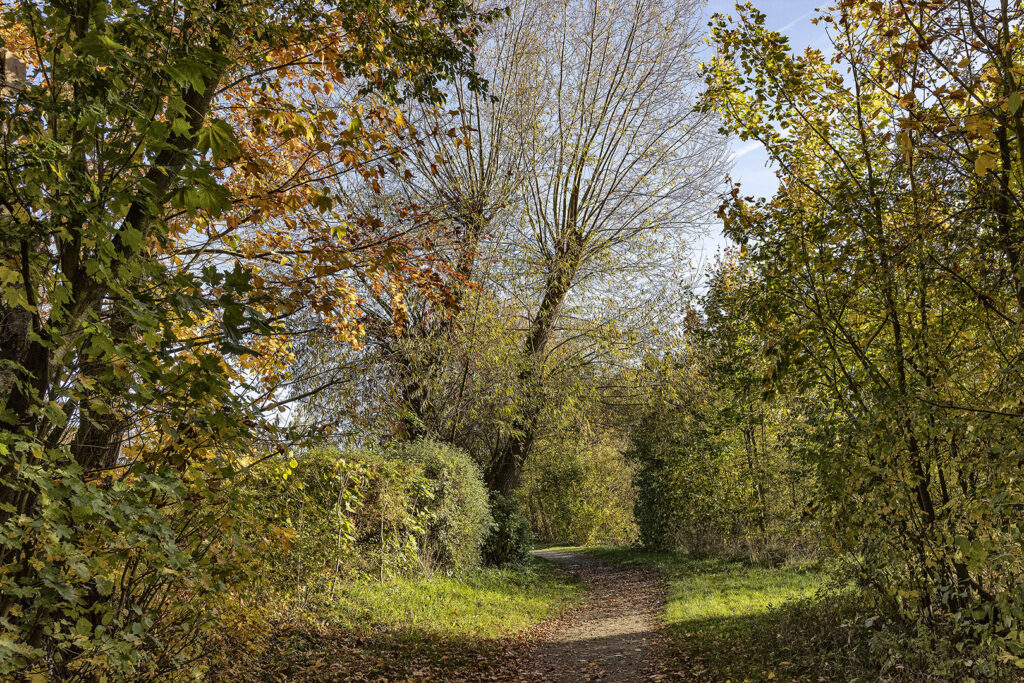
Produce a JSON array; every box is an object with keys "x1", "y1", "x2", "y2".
[{"x1": 485, "y1": 233, "x2": 581, "y2": 494}]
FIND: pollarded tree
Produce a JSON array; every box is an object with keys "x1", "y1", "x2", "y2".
[
  {"x1": 285, "y1": 1, "x2": 544, "y2": 440},
  {"x1": 485, "y1": 0, "x2": 726, "y2": 493}
]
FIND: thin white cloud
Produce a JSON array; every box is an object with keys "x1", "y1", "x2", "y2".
[
  {"x1": 778, "y1": 9, "x2": 816, "y2": 34},
  {"x1": 728, "y1": 141, "x2": 762, "y2": 162}
]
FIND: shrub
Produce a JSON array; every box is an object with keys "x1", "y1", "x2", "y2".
[
  {"x1": 246, "y1": 440, "x2": 493, "y2": 594},
  {"x1": 394, "y1": 439, "x2": 492, "y2": 571},
  {"x1": 482, "y1": 494, "x2": 531, "y2": 566},
  {"x1": 0, "y1": 446, "x2": 264, "y2": 680},
  {"x1": 247, "y1": 447, "x2": 428, "y2": 593}
]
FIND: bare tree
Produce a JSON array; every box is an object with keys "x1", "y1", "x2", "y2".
[{"x1": 289, "y1": 0, "x2": 726, "y2": 485}]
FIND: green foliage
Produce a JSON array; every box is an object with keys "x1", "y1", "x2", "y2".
[
  {"x1": 701, "y1": 0, "x2": 1024, "y2": 674},
  {"x1": 522, "y1": 432, "x2": 638, "y2": 546},
  {"x1": 250, "y1": 448, "x2": 417, "y2": 592},
  {"x1": 393, "y1": 439, "x2": 493, "y2": 571},
  {"x1": 627, "y1": 339, "x2": 816, "y2": 561},
  {"x1": 0, "y1": 0, "x2": 492, "y2": 675},
  {"x1": 0, "y1": 444, "x2": 260, "y2": 679},
  {"x1": 249, "y1": 441, "x2": 492, "y2": 596},
  {"x1": 629, "y1": 404, "x2": 725, "y2": 552},
  {"x1": 481, "y1": 494, "x2": 531, "y2": 566}
]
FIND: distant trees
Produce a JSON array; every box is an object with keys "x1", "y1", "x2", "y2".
[{"x1": 627, "y1": 255, "x2": 816, "y2": 559}]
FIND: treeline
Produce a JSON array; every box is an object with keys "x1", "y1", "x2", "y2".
[
  {"x1": 0, "y1": 0, "x2": 720, "y2": 676},
  {"x1": 626, "y1": 0, "x2": 1024, "y2": 677},
  {"x1": 628, "y1": 266, "x2": 818, "y2": 562}
]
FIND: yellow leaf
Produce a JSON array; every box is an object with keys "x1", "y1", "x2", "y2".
[{"x1": 975, "y1": 154, "x2": 997, "y2": 176}]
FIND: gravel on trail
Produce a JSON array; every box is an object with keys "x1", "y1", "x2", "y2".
[{"x1": 519, "y1": 549, "x2": 670, "y2": 682}]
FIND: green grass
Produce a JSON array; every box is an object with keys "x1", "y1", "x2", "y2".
[
  {"x1": 251, "y1": 558, "x2": 582, "y2": 681},
  {"x1": 558, "y1": 546, "x2": 875, "y2": 681},
  {"x1": 562, "y1": 546, "x2": 822, "y2": 622},
  {"x1": 332, "y1": 559, "x2": 582, "y2": 639}
]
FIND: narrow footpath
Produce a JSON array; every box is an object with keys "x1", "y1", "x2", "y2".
[{"x1": 522, "y1": 550, "x2": 668, "y2": 681}]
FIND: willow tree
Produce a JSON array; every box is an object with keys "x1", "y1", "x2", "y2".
[
  {"x1": 290, "y1": 0, "x2": 724, "y2": 478},
  {"x1": 484, "y1": 0, "x2": 725, "y2": 493},
  {"x1": 378, "y1": 1, "x2": 545, "y2": 440}
]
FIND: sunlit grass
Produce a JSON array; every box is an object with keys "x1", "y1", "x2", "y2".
[
  {"x1": 331, "y1": 558, "x2": 583, "y2": 639},
  {"x1": 253, "y1": 557, "x2": 584, "y2": 679},
  {"x1": 555, "y1": 546, "x2": 874, "y2": 681},
  {"x1": 551, "y1": 545, "x2": 823, "y2": 620},
  {"x1": 658, "y1": 557, "x2": 821, "y2": 624}
]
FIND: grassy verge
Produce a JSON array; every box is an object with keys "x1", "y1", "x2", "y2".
[
  {"x1": 330, "y1": 559, "x2": 581, "y2": 639},
  {"x1": 244, "y1": 558, "x2": 582, "y2": 681},
  {"x1": 559, "y1": 546, "x2": 876, "y2": 682}
]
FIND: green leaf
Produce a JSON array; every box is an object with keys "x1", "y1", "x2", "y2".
[
  {"x1": 171, "y1": 118, "x2": 191, "y2": 136},
  {"x1": 197, "y1": 119, "x2": 241, "y2": 161}
]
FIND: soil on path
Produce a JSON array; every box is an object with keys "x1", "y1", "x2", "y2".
[
  {"x1": 251, "y1": 549, "x2": 669, "y2": 682},
  {"x1": 522, "y1": 549, "x2": 668, "y2": 682}
]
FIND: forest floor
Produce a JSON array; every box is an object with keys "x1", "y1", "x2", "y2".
[{"x1": 563, "y1": 547, "x2": 878, "y2": 682}]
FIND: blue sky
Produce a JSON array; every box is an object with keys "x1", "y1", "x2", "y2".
[{"x1": 695, "y1": 0, "x2": 829, "y2": 260}]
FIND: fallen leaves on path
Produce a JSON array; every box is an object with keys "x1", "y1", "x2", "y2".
[
  {"x1": 242, "y1": 552, "x2": 672, "y2": 681},
  {"x1": 523, "y1": 550, "x2": 672, "y2": 682}
]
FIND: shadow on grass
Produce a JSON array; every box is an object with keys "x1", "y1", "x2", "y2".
[
  {"x1": 246, "y1": 600, "x2": 871, "y2": 682},
  {"x1": 559, "y1": 546, "x2": 878, "y2": 682},
  {"x1": 262, "y1": 623, "x2": 672, "y2": 682},
  {"x1": 253, "y1": 624, "x2": 521, "y2": 681},
  {"x1": 662, "y1": 598, "x2": 876, "y2": 682},
  {"x1": 227, "y1": 558, "x2": 583, "y2": 681}
]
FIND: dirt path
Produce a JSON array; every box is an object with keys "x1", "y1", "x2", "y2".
[{"x1": 522, "y1": 549, "x2": 668, "y2": 682}]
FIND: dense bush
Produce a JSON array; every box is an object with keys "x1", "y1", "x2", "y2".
[
  {"x1": 249, "y1": 440, "x2": 492, "y2": 593},
  {"x1": 481, "y1": 494, "x2": 532, "y2": 566},
  {"x1": 393, "y1": 440, "x2": 492, "y2": 571},
  {"x1": 522, "y1": 434, "x2": 637, "y2": 546},
  {"x1": 0, "y1": 453, "x2": 264, "y2": 680},
  {"x1": 249, "y1": 448, "x2": 418, "y2": 591},
  {"x1": 629, "y1": 410, "x2": 725, "y2": 552}
]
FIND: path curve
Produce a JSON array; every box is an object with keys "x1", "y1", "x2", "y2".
[{"x1": 523, "y1": 549, "x2": 667, "y2": 681}]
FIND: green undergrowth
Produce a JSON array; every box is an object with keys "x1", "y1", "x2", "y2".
[
  {"x1": 242, "y1": 558, "x2": 582, "y2": 681},
  {"x1": 560, "y1": 546, "x2": 879, "y2": 681}
]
